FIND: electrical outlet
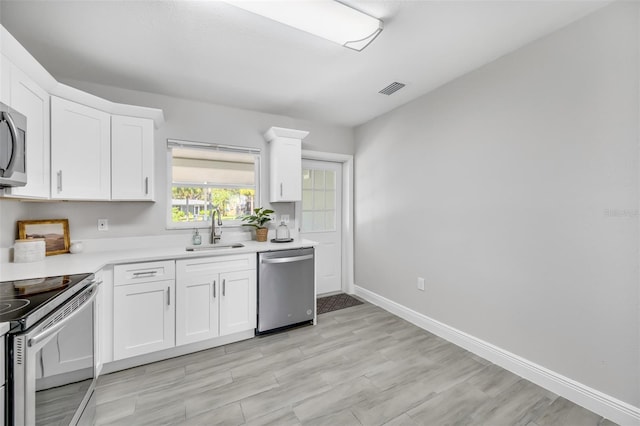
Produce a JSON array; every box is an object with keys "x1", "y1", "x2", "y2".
[
  {"x1": 281, "y1": 214, "x2": 290, "y2": 224},
  {"x1": 417, "y1": 277, "x2": 425, "y2": 291},
  {"x1": 97, "y1": 219, "x2": 109, "y2": 231}
]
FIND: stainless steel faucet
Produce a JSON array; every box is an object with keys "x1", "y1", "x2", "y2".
[{"x1": 210, "y1": 208, "x2": 222, "y2": 244}]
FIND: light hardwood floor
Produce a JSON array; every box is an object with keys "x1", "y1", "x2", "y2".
[{"x1": 93, "y1": 302, "x2": 616, "y2": 425}]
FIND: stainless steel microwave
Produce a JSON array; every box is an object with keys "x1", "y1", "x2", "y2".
[{"x1": 0, "y1": 102, "x2": 26, "y2": 187}]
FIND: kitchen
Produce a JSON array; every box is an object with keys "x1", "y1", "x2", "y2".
[{"x1": 0, "y1": 1, "x2": 638, "y2": 425}]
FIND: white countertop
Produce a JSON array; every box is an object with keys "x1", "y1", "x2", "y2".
[{"x1": 0, "y1": 239, "x2": 316, "y2": 282}]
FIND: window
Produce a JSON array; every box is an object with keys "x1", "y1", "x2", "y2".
[
  {"x1": 301, "y1": 167, "x2": 337, "y2": 232},
  {"x1": 167, "y1": 140, "x2": 260, "y2": 228}
]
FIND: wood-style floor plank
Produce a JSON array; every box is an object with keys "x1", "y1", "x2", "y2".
[{"x1": 93, "y1": 302, "x2": 617, "y2": 426}]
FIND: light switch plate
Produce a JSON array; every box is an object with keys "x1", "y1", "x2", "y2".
[{"x1": 417, "y1": 277, "x2": 425, "y2": 291}]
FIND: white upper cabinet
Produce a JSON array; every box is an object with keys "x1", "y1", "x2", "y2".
[
  {"x1": 265, "y1": 127, "x2": 309, "y2": 202},
  {"x1": 0, "y1": 54, "x2": 9, "y2": 105},
  {"x1": 5, "y1": 62, "x2": 50, "y2": 199},
  {"x1": 111, "y1": 115, "x2": 154, "y2": 201},
  {"x1": 51, "y1": 96, "x2": 111, "y2": 200}
]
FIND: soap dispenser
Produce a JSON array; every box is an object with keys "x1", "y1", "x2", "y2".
[
  {"x1": 192, "y1": 228, "x2": 202, "y2": 245},
  {"x1": 275, "y1": 221, "x2": 290, "y2": 241}
]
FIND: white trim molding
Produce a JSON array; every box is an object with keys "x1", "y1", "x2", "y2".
[{"x1": 354, "y1": 285, "x2": 640, "y2": 426}]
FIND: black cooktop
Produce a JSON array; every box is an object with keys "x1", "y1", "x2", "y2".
[{"x1": 0, "y1": 273, "x2": 94, "y2": 330}]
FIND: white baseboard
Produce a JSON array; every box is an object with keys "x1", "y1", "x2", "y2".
[
  {"x1": 354, "y1": 285, "x2": 640, "y2": 426},
  {"x1": 101, "y1": 329, "x2": 255, "y2": 375}
]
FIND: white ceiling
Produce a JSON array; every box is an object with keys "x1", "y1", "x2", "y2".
[{"x1": 0, "y1": 0, "x2": 608, "y2": 127}]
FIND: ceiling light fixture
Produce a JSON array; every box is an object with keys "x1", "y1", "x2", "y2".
[{"x1": 226, "y1": 0, "x2": 383, "y2": 51}]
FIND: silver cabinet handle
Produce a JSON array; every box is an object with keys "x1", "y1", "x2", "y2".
[
  {"x1": 280, "y1": 183, "x2": 283, "y2": 196},
  {"x1": 145, "y1": 177, "x2": 149, "y2": 195},
  {"x1": 57, "y1": 170, "x2": 62, "y2": 192},
  {"x1": 167, "y1": 286, "x2": 171, "y2": 306},
  {"x1": 213, "y1": 280, "x2": 216, "y2": 298},
  {"x1": 222, "y1": 279, "x2": 226, "y2": 296},
  {"x1": 261, "y1": 254, "x2": 314, "y2": 264},
  {"x1": 133, "y1": 271, "x2": 157, "y2": 277}
]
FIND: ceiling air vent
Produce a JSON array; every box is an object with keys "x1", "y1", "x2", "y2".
[{"x1": 379, "y1": 82, "x2": 406, "y2": 96}]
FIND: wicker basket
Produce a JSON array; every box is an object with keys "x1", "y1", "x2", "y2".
[{"x1": 256, "y1": 228, "x2": 268, "y2": 242}]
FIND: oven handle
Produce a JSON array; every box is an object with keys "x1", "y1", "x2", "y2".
[
  {"x1": 28, "y1": 282, "x2": 99, "y2": 348},
  {"x1": 261, "y1": 254, "x2": 314, "y2": 264},
  {"x1": 0, "y1": 111, "x2": 19, "y2": 176}
]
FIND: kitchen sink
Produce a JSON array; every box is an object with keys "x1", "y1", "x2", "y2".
[{"x1": 186, "y1": 243, "x2": 245, "y2": 251}]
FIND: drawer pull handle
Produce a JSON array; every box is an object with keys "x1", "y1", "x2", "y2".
[
  {"x1": 213, "y1": 280, "x2": 216, "y2": 298},
  {"x1": 167, "y1": 286, "x2": 171, "y2": 306},
  {"x1": 145, "y1": 177, "x2": 149, "y2": 195},
  {"x1": 132, "y1": 271, "x2": 157, "y2": 277},
  {"x1": 223, "y1": 279, "x2": 226, "y2": 296}
]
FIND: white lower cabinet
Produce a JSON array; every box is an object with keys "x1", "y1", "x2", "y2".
[
  {"x1": 113, "y1": 255, "x2": 256, "y2": 362},
  {"x1": 219, "y1": 270, "x2": 256, "y2": 336},
  {"x1": 176, "y1": 254, "x2": 256, "y2": 346},
  {"x1": 113, "y1": 280, "x2": 175, "y2": 360},
  {"x1": 113, "y1": 261, "x2": 176, "y2": 361},
  {"x1": 175, "y1": 270, "x2": 220, "y2": 345}
]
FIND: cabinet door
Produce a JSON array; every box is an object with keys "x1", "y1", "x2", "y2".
[
  {"x1": 270, "y1": 139, "x2": 301, "y2": 202},
  {"x1": 0, "y1": 54, "x2": 10, "y2": 106},
  {"x1": 219, "y1": 270, "x2": 256, "y2": 336},
  {"x1": 50, "y1": 96, "x2": 111, "y2": 200},
  {"x1": 175, "y1": 273, "x2": 219, "y2": 346},
  {"x1": 113, "y1": 280, "x2": 175, "y2": 360},
  {"x1": 111, "y1": 115, "x2": 154, "y2": 201},
  {"x1": 6, "y1": 63, "x2": 50, "y2": 199}
]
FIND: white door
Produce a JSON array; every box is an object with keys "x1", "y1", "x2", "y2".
[
  {"x1": 175, "y1": 272, "x2": 219, "y2": 346},
  {"x1": 113, "y1": 280, "x2": 175, "y2": 360},
  {"x1": 219, "y1": 270, "x2": 256, "y2": 336},
  {"x1": 50, "y1": 96, "x2": 111, "y2": 200},
  {"x1": 299, "y1": 160, "x2": 342, "y2": 295},
  {"x1": 111, "y1": 115, "x2": 154, "y2": 201}
]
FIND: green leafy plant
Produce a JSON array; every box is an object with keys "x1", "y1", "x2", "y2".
[{"x1": 240, "y1": 207, "x2": 274, "y2": 229}]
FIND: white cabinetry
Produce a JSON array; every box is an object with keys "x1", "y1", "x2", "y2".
[
  {"x1": 0, "y1": 54, "x2": 9, "y2": 105},
  {"x1": 111, "y1": 115, "x2": 154, "y2": 201},
  {"x1": 50, "y1": 96, "x2": 111, "y2": 200},
  {"x1": 264, "y1": 126, "x2": 309, "y2": 202},
  {"x1": 113, "y1": 261, "x2": 175, "y2": 360},
  {"x1": 5, "y1": 61, "x2": 50, "y2": 199},
  {"x1": 175, "y1": 254, "x2": 256, "y2": 346},
  {"x1": 219, "y1": 269, "x2": 256, "y2": 335}
]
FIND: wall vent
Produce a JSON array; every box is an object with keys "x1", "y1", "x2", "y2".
[{"x1": 379, "y1": 82, "x2": 406, "y2": 95}]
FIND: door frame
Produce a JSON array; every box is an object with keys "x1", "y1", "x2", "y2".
[{"x1": 300, "y1": 150, "x2": 354, "y2": 294}]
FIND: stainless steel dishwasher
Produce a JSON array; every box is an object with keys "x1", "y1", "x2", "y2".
[{"x1": 257, "y1": 247, "x2": 315, "y2": 334}]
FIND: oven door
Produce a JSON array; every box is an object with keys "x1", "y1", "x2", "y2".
[{"x1": 11, "y1": 282, "x2": 98, "y2": 426}]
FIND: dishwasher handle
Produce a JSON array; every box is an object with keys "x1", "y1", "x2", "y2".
[{"x1": 261, "y1": 254, "x2": 314, "y2": 264}]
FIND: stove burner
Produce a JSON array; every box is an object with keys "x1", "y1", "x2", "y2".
[{"x1": 0, "y1": 299, "x2": 30, "y2": 315}]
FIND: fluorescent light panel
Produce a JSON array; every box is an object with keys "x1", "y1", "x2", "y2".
[{"x1": 227, "y1": 0, "x2": 383, "y2": 51}]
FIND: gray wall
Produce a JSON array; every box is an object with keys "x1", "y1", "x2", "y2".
[
  {"x1": 354, "y1": 2, "x2": 639, "y2": 406},
  {"x1": 0, "y1": 82, "x2": 354, "y2": 247}
]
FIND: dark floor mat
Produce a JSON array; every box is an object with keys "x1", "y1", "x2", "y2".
[{"x1": 317, "y1": 293, "x2": 363, "y2": 315}]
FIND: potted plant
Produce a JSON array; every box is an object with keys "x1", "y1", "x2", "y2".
[{"x1": 240, "y1": 207, "x2": 274, "y2": 242}]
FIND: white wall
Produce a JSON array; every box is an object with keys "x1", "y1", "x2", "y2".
[
  {"x1": 0, "y1": 81, "x2": 354, "y2": 247},
  {"x1": 355, "y1": 2, "x2": 639, "y2": 407}
]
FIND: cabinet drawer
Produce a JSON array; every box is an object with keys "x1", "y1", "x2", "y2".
[
  {"x1": 177, "y1": 254, "x2": 256, "y2": 276},
  {"x1": 114, "y1": 260, "x2": 175, "y2": 285}
]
